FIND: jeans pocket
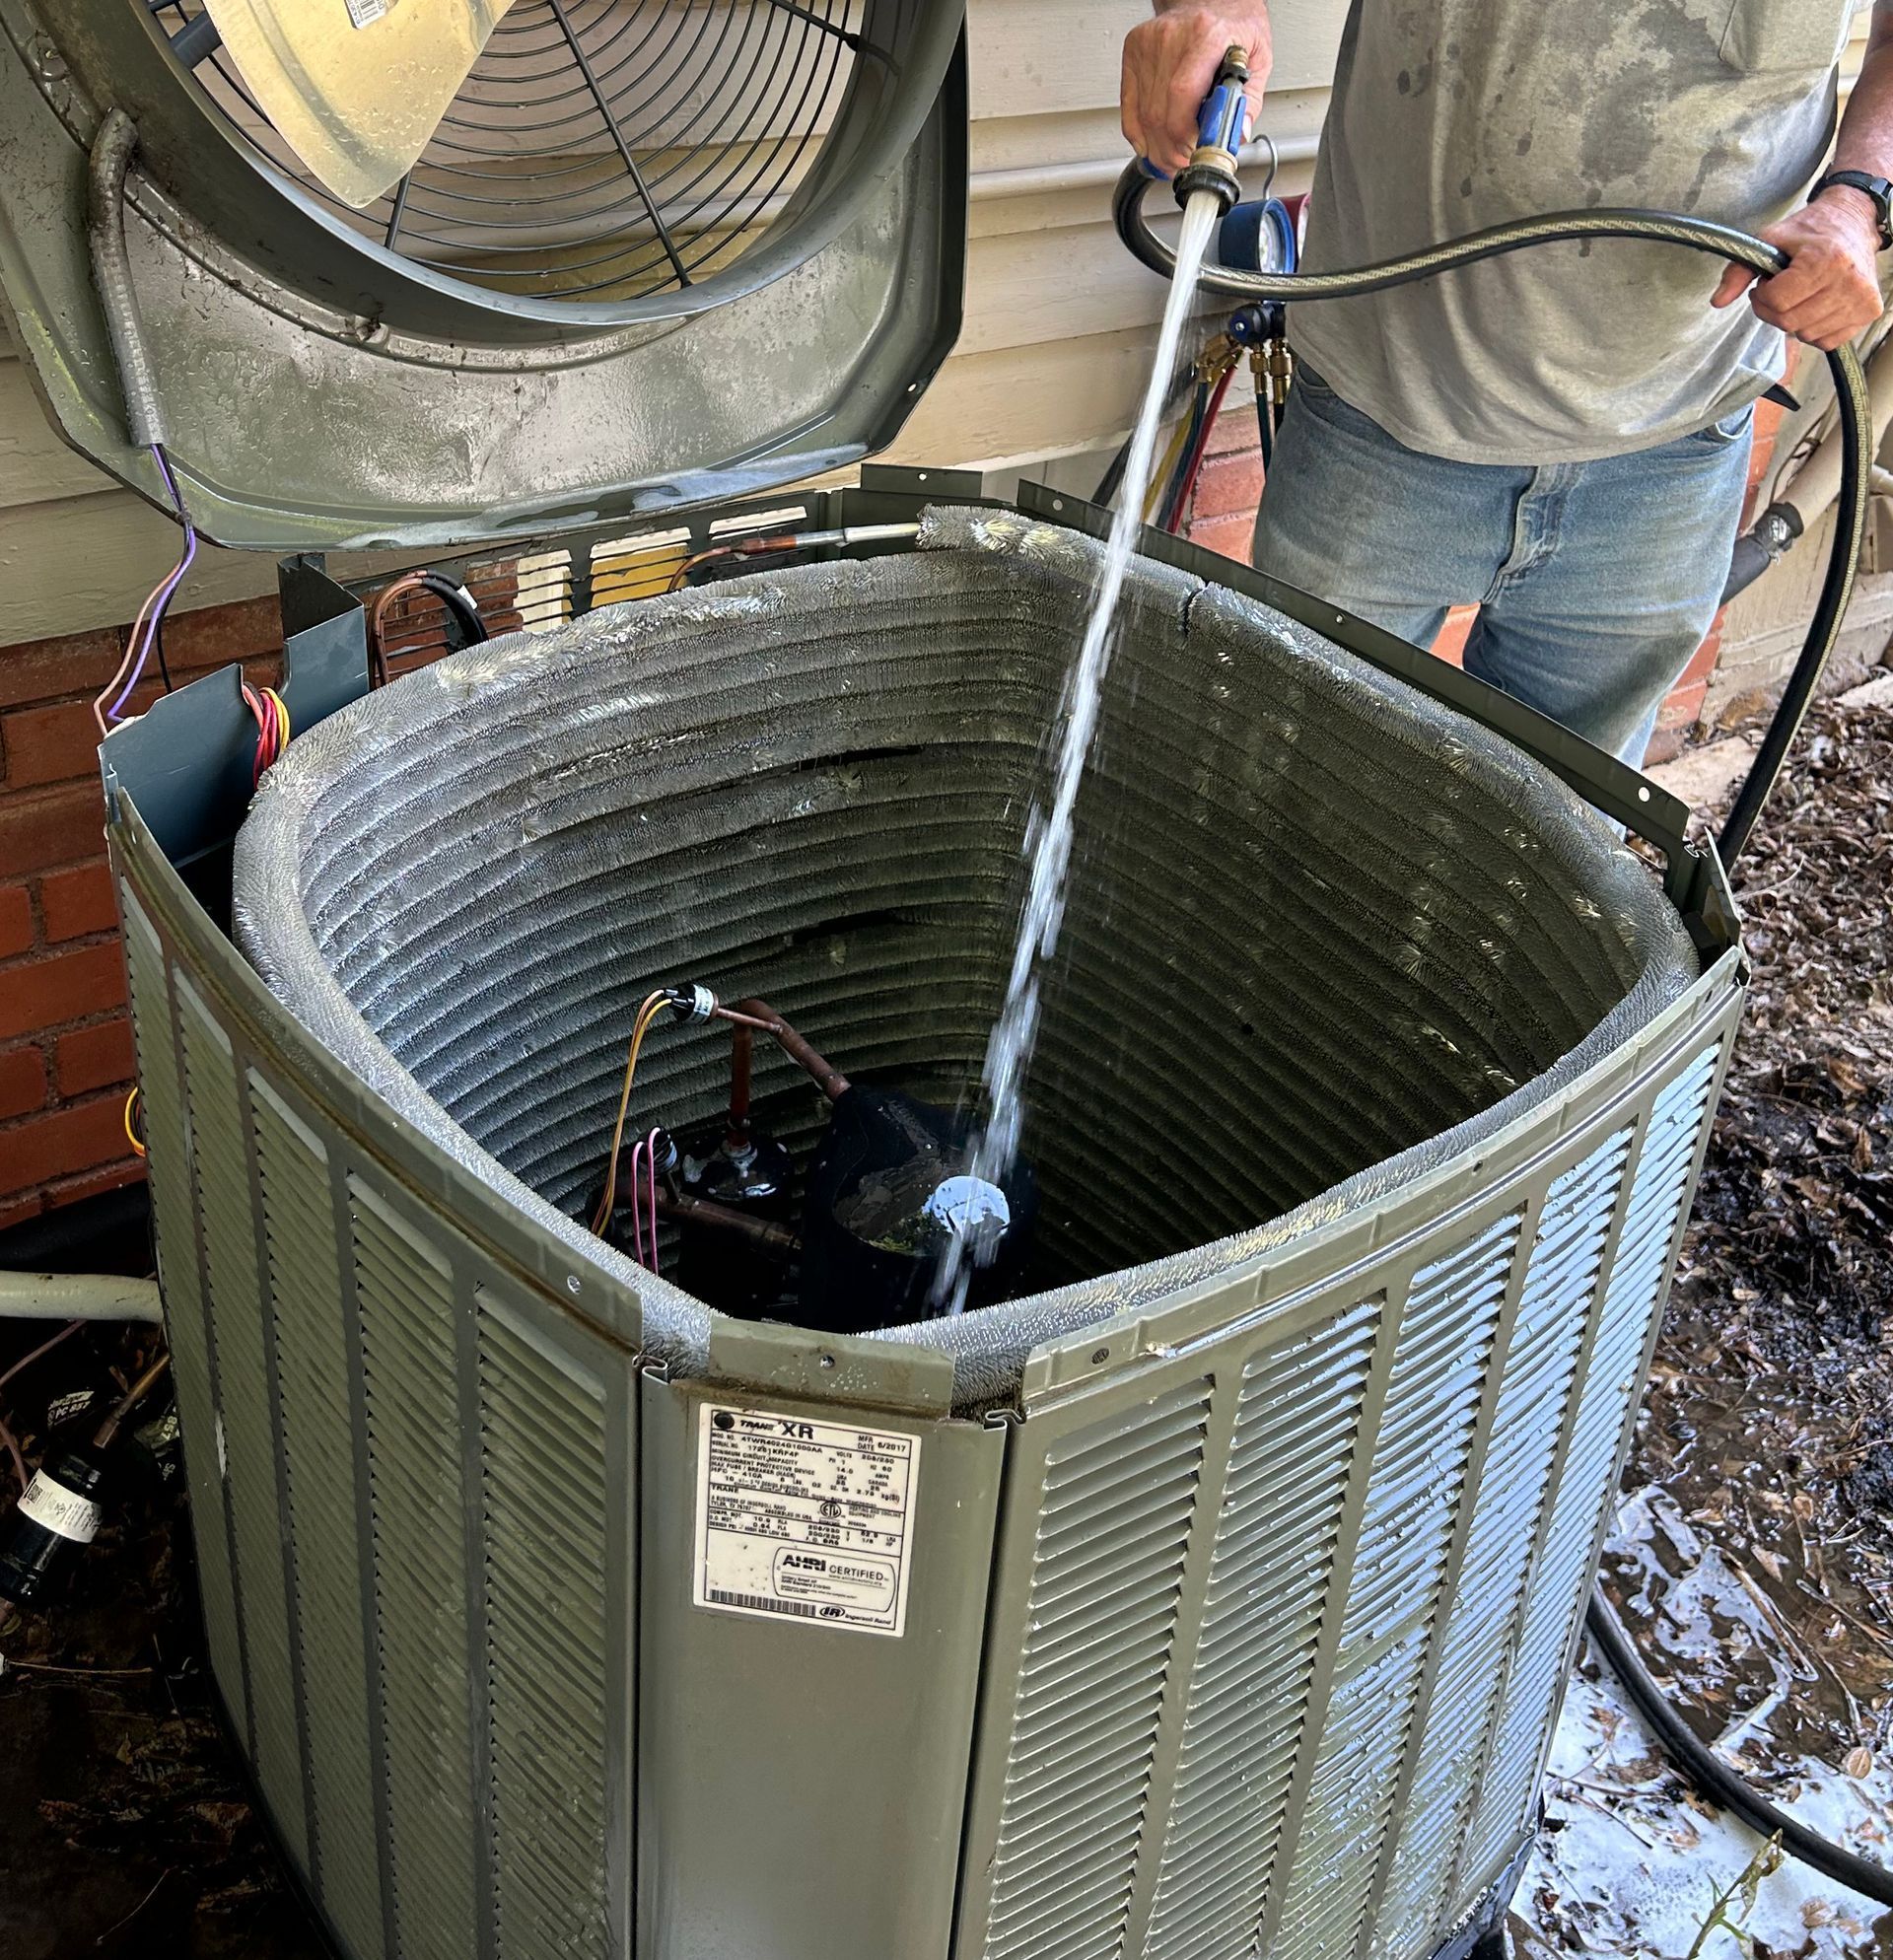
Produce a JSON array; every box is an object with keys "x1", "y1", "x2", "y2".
[
  {"x1": 1718, "y1": 0, "x2": 1850, "y2": 75},
  {"x1": 1691, "y1": 402, "x2": 1756, "y2": 448}
]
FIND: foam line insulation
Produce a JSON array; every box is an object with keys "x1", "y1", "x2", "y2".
[{"x1": 233, "y1": 509, "x2": 1697, "y2": 1408}]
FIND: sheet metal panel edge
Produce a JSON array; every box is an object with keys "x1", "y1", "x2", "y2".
[
  {"x1": 110, "y1": 813, "x2": 646, "y2": 1960},
  {"x1": 637, "y1": 1374, "x2": 1003, "y2": 1960},
  {"x1": 952, "y1": 967, "x2": 1742, "y2": 1960}
]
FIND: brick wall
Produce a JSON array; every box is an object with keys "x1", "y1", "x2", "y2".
[
  {"x1": 1179, "y1": 386, "x2": 1790, "y2": 766},
  {"x1": 0, "y1": 596, "x2": 284, "y2": 1229}
]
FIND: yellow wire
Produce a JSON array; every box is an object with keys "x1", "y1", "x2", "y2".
[
  {"x1": 592, "y1": 991, "x2": 669, "y2": 1236},
  {"x1": 123, "y1": 1087, "x2": 147, "y2": 1158},
  {"x1": 1144, "y1": 413, "x2": 1195, "y2": 523}
]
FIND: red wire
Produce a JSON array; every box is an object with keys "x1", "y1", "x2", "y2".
[{"x1": 1166, "y1": 365, "x2": 1237, "y2": 535}]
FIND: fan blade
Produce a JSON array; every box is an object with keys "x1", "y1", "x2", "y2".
[{"x1": 201, "y1": 0, "x2": 516, "y2": 209}]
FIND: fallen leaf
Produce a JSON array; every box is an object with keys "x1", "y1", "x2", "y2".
[{"x1": 1845, "y1": 1745, "x2": 1873, "y2": 1779}]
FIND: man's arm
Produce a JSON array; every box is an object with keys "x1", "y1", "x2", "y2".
[
  {"x1": 1122, "y1": 3, "x2": 1271, "y2": 177},
  {"x1": 1712, "y1": 3, "x2": 1893, "y2": 350}
]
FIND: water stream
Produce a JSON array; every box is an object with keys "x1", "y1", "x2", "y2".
[{"x1": 937, "y1": 189, "x2": 1222, "y2": 1314}]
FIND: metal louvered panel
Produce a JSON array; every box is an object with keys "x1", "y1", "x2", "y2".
[
  {"x1": 350, "y1": 1184, "x2": 481, "y2": 1960},
  {"x1": 1454, "y1": 1041, "x2": 1723, "y2": 1905},
  {"x1": 1143, "y1": 1299, "x2": 1381, "y2": 1960},
  {"x1": 251, "y1": 1082, "x2": 387, "y2": 1960},
  {"x1": 981, "y1": 1380, "x2": 1214, "y2": 1960},
  {"x1": 1266, "y1": 1218, "x2": 1520, "y2": 1960},
  {"x1": 175, "y1": 977, "x2": 309, "y2": 1873},
  {"x1": 1370, "y1": 1127, "x2": 1636, "y2": 1956},
  {"x1": 476, "y1": 1296, "x2": 614, "y2": 1960},
  {"x1": 118, "y1": 891, "x2": 250, "y2": 1750}
]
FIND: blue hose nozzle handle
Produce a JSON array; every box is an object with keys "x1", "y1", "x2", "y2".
[
  {"x1": 1195, "y1": 49, "x2": 1252, "y2": 158},
  {"x1": 1168, "y1": 46, "x2": 1252, "y2": 214}
]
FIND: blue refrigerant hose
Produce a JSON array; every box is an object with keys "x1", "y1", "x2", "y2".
[
  {"x1": 1114, "y1": 48, "x2": 1870, "y2": 871},
  {"x1": 1117, "y1": 50, "x2": 1886, "y2": 1904}
]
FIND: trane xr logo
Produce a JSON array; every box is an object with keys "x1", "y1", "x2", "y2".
[{"x1": 718, "y1": 1410, "x2": 815, "y2": 1439}]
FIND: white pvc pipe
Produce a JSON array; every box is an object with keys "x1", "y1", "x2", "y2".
[{"x1": 0, "y1": 1271, "x2": 163, "y2": 1324}]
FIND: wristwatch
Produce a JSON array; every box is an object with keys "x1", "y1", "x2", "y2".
[{"x1": 1810, "y1": 169, "x2": 1893, "y2": 251}]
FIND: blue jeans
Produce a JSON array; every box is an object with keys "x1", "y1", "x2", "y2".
[{"x1": 1250, "y1": 369, "x2": 1754, "y2": 764}]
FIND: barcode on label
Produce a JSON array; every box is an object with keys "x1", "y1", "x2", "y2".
[
  {"x1": 706, "y1": 1588, "x2": 822, "y2": 1620},
  {"x1": 344, "y1": 0, "x2": 387, "y2": 26}
]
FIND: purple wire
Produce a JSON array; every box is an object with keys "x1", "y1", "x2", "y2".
[
  {"x1": 108, "y1": 446, "x2": 196, "y2": 722},
  {"x1": 644, "y1": 1129, "x2": 662, "y2": 1272}
]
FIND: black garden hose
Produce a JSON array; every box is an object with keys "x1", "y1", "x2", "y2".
[
  {"x1": 1118, "y1": 164, "x2": 1885, "y2": 1900},
  {"x1": 1114, "y1": 166, "x2": 1872, "y2": 870},
  {"x1": 1585, "y1": 1592, "x2": 1893, "y2": 1906}
]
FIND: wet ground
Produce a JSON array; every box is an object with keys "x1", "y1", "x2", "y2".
[
  {"x1": 1, "y1": 695, "x2": 1889, "y2": 1959},
  {"x1": 1519, "y1": 687, "x2": 1893, "y2": 1956}
]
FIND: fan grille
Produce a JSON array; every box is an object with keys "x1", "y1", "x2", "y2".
[{"x1": 155, "y1": 0, "x2": 864, "y2": 303}]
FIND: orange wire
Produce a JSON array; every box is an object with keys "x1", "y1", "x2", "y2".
[{"x1": 592, "y1": 992, "x2": 670, "y2": 1236}]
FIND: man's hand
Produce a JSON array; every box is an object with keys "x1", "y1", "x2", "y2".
[
  {"x1": 1712, "y1": 191, "x2": 1884, "y2": 351},
  {"x1": 1122, "y1": 5, "x2": 1271, "y2": 177}
]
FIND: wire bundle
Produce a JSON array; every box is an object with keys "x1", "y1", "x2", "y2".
[
  {"x1": 92, "y1": 447, "x2": 193, "y2": 735},
  {"x1": 622, "y1": 1130, "x2": 664, "y2": 1272},
  {"x1": 1157, "y1": 359, "x2": 1238, "y2": 532},
  {"x1": 122, "y1": 1087, "x2": 147, "y2": 1161},
  {"x1": 244, "y1": 684, "x2": 291, "y2": 786},
  {"x1": 592, "y1": 990, "x2": 672, "y2": 1238}
]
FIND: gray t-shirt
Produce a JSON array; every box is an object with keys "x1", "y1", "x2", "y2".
[{"x1": 1292, "y1": 1, "x2": 1858, "y2": 463}]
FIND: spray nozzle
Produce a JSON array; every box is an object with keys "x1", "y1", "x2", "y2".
[{"x1": 1173, "y1": 44, "x2": 1251, "y2": 216}]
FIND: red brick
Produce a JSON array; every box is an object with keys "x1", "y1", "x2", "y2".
[
  {"x1": 0, "y1": 941, "x2": 126, "y2": 1040},
  {"x1": 1644, "y1": 725, "x2": 1687, "y2": 766},
  {"x1": 0, "y1": 1194, "x2": 43, "y2": 1232},
  {"x1": 39, "y1": 863, "x2": 117, "y2": 943},
  {"x1": 1657, "y1": 679, "x2": 1709, "y2": 734},
  {"x1": 0, "y1": 781, "x2": 108, "y2": 878},
  {"x1": 0, "y1": 628, "x2": 124, "y2": 714},
  {"x1": 1206, "y1": 400, "x2": 1259, "y2": 455},
  {"x1": 1185, "y1": 511, "x2": 1256, "y2": 563},
  {"x1": 0, "y1": 884, "x2": 30, "y2": 959},
  {"x1": 0, "y1": 1096, "x2": 131, "y2": 1198},
  {"x1": 53, "y1": 1018, "x2": 135, "y2": 1098},
  {"x1": 0, "y1": 1046, "x2": 44, "y2": 1121},
  {"x1": 157, "y1": 595, "x2": 283, "y2": 672},
  {"x1": 1, "y1": 696, "x2": 152, "y2": 790},
  {"x1": 1745, "y1": 398, "x2": 1787, "y2": 499},
  {"x1": 1191, "y1": 449, "x2": 1265, "y2": 524},
  {"x1": 43, "y1": 1157, "x2": 147, "y2": 1211},
  {"x1": 1432, "y1": 606, "x2": 1478, "y2": 667},
  {"x1": 1675, "y1": 636, "x2": 1722, "y2": 689}
]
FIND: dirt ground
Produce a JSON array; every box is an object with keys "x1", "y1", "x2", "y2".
[
  {"x1": 0, "y1": 696, "x2": 1888, "y2": 1960},
  {"x1": 1519, "y1": 689, "x2": 1893, "y2": 1957}
]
